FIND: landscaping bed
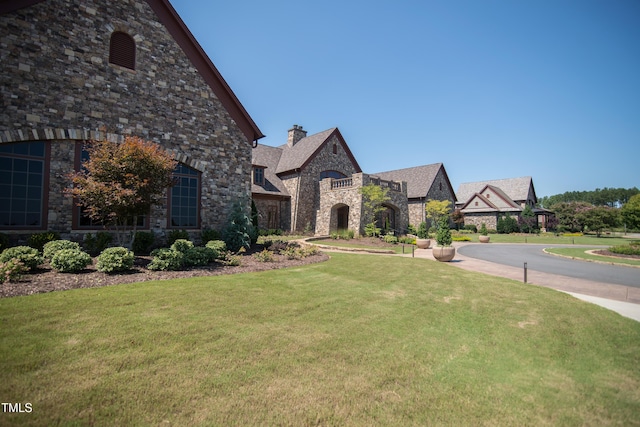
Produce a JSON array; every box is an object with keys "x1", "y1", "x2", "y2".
[{"x1": 0, "y1": 247, "x2": 329, "y2": 299}]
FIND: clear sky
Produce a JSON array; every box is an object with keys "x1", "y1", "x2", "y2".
[{"x1": 170, "y1": 0, "x2": 639, "y2": 198}]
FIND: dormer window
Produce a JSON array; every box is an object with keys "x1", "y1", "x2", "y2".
[
  {"x1": 109, "y1": 31, "x2": 136, "y2": 70},
  {"x1": 253, "y1": 167, "x2": 264, "y2": 185}
]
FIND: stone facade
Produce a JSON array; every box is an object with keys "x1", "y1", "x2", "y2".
[{"x1": 1, "y1": 0, "x2": 261, "y2": 239}]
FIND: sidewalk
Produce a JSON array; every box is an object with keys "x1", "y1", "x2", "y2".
[{"x1": 410, "y1": 244, "x2": 640, "y2": 322}]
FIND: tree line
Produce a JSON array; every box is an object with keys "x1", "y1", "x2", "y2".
[{"x1": 539, "y1": 187, "x2": 639, "y2": 208}]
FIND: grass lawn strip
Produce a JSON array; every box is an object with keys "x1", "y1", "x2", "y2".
[
  {"x1": 2, "y1": 253, "x2": 639, "y2": 425},
  {"x1": 544, "y1": 247, "x2": 640, "y2": 267}
]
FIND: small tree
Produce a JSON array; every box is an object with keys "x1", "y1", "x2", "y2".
[
  {"x1": 451, "y1": 208, "x2": 464, "y2": 231},
  {"x1": 435, "y1": 217, "x2": 452, "y2": 247},
  {"x1": 68, "y1": 137, "x2": 177, "y2": 248},
  {"x1": 577, "y1": 206, "x2": 620, "y2": 237},
  {"x1": 518, "y1": 205, "x2": 538, "y2": 234},
  {"x1": 359, "y1": 183, "x2": 390, "y2": 237},
  {"x1": 425, "y1": 199, "x2": 452, "y2": 230}
]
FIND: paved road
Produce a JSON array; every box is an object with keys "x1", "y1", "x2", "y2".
[{"x1": 457, "y1": 244, "x2": 640, "y2": 288}]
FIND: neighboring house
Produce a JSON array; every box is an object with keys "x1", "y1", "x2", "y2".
[
  {"x1": 251, "y1": 125, "x2": 455, "y2": 236},
  {"x1": 456, "y1": 177, "x2": 552, "y2": 230},
  {"x1": 1, "y1": 0, "x2": 263, "y2": 239}
]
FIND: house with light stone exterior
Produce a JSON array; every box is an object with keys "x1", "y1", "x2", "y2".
[
  {"x1": 1, "y1": 0, "x2": 263, "y2": 240},
  {"x1": 251, "y1": 125, "x2": 457, "y2": 236}
]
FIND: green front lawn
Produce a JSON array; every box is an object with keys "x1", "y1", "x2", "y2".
[
  {"x1": 2, "y1": 253, "x2": 639, "y2": 425},
  {"x1": 465, "y1": 232, "x2": 631, "y2": 246},
  {"x1": 545, "y1": 247, "x2": 640, "y2": 267}
]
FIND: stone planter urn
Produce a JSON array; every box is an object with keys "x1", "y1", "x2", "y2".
[
  {"x1": 432, "y1": 246, "x2": 456, "y2": 262},
  {"x1": 479, "y1": 235, "x2": 490, "y2": 243},
  {"x1": 416, "y1": 238, "x2": 431, "y2": 249}
]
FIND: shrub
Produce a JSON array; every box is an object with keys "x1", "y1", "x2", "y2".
[
  {"x1": 167, "y1": 229, "x2": 190, "y2": 246},
  {"x1": 463, "y1": 224, "x2": 478, "y2": 233},
  {"x1": 171, "y1": 239, "x2": 194, "y2": 253},
  {"x1": 609, "y1": 243, "x2": 640, "y2": 256},
  {"x1": 435, "y1": 218, "x2": 452, "y2": 247},
  {"x1": 364, "y1": 223, "x2": 381, "y2": 238},
  {"x1": 253, "y1": 249, "x2": 275, "y2": 262},
  {"x1": 407, "y1": 224, "x2": 417, "y2": 235},
  {"x1": 43, "y1": 240, "x2": 81, "y2": 261},
  {"x1": 0, "y1": 259, "x2": 28, "y2": 284},
  {"x1": 132, "y1": 231, "x2": 155, "y2": 255},
  {"x1": 28, "y1": 231, "x2": 60, "y2": 251},
  {"x1": 223, "y1": 202, "x2": 257, "y2": 252},
  {"x1": 84, "y1": 232, "x2": 113, "y2": 256},
  {"x1": 200, "y1": 228, "x2": 219, "y2": 244},
  {"x1": 383, "y1": 234, "x2": 398, "y2": 244},
  {"x1": 452, "y1": 234, "x2": 471, "y2": 242},
  {"x1": 398, "y1": 236, "x2": 416, "y2": 245},
  {"x1": 205, "y1": 240, "x2": 227, "y2": 259},
  {"x1": 147, "y1": 248, "x2": 184, "y2": 271},
  {"x1": 0, "y1": 246, "x2": 43, "y2": 270},
  {"x1": 218, "y1": 251, "x2": 241, "y2": 266},
  {"x1": 50, "y1": 249, "x2": 92, "y2": 273},
  {"x1": 479, "y1": 223, "x2": 488, "y2": 236},
  {"x1": 265, "y1": 240, "x2": 289, "y2": 254},
  {"x1": 0, "y1": 233, "x2": 10, "y2": 252},
  {"x1": 497, "y1": 214, "x2": 520, "y2": 234},
  {"x1": 183, "y1": 246, "x2": 216, "y2": 267},
  {"x1": 417, "y1": 222, "x2": 429, "y2": 239},
  {"x1": 96, "y1": 247, "x2": 135, "y2": 273}
]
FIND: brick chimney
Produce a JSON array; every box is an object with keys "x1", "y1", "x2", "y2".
[{"x1": 287, "y1": 124, "x2": 307, "y2": 147}]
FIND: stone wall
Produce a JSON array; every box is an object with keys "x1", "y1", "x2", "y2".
[{"x1": 0, "y1": 0, "x2": 253, "y2": 236}]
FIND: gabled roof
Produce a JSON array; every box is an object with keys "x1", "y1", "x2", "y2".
[
  {"x1": 460, "y1": 184, "x2": 524, "y2": 213},
  {"x1": 373, "y1": 163, "x2": 456, "y2": 201},
  {"x1": 456, "y1": 177, "x2": 535, "y2": 204},
  {"x1": 251, "y1": 144, "x2": 289, "y2": 197},
  {"x1": 276, "y1": 128, "x2": 361, "y2": 174},
  {"x1": 1, "y1": 0, "x2": 265, "y2": 143}
]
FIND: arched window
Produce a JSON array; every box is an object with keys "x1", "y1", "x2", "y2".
[{"x1": 109, "y1": 31, "x2": 136, "y2": 70}]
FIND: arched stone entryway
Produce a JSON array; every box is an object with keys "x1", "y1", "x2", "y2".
[
  {"x1": 376, "y1": 203, "x2": 399, "y2": 233},
  {"x1": 330, "y1": 203, "x2": 350, "y2": 233}
]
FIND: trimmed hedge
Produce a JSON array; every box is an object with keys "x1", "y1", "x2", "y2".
[
  {"x1": 96, "y1": 247, "x2": 135, "y2": 273},
  {"x1": 50, "y1": 249, "x2": 92, "y2": 273},
  {"x1": 43, "y1": 240, "x2": 81, "y2": 261},
  {"x1": 0, "y1": 246, "x2": 43, "y2": 270}
]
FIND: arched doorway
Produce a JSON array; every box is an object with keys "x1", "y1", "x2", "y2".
[
  {"x1": 337, "y1": 205, "x2": 349, "y2": 230},
  {"x1": 377, "y1": 204, "x2": 397, "y2": 233}
]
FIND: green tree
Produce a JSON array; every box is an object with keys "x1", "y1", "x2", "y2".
[
  {"x1": 425, "y1": 199, "x2": 452, "y2": 230},
  {"x1": 576, "y1": 206, "x2": 620, "y2": 237},
  {"x1": 68, "y1": 137, "x2": 177, "y2": 248},
  {"x1": 621, "y1": 194, "x2": 640, "y2": 231},
  {"x1": 451, "y1": 208, "x2": 464, "y2": 231},
  {"x1": 518, "y1": 205, "x2": 538, "y2": 234},
  {"x1": 549, "y1": 201, "x2": 592, "y2": 233},
  {"x1": 497, "y1": 213, "x2": 519, "y2": 234},
  {"x1": 359, "y1": 183, "x2": 390, "y2": 237}
]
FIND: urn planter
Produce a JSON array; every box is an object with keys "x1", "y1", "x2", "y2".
[
  {"x1": 479, "y1": 235, "x2": 490, "y2": 243},
  {"x1": 416, "y1": 238, "x2": 431, "y2": 249},
  {"x1": 432, "y1": 246, "x2": 456, "y2": 262}
]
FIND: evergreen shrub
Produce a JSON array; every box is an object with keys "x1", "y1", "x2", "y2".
[
  {"x1": 96, "y1": 247, "x2": 135, "y2": 273},
  {"x1": 28, "y1": 232, "x2": 60, "y2": 251},
  {"x1": 132, "y1": 231, "x2": 155, "y2": 255},
  {"x1": 50, "y1": 249, "x2": 92, "y2": 273},
  {"x1": 43, "y1": 240, "x2": 81, "y2": 261},
  {"x1": 0, "y1": 246, "x2": 43, "y2": 270}
]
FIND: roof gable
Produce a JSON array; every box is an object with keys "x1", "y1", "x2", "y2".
[
  {"x1": 1, "y1": 0, "x2": 264, "y2": 143},
  {"x1": 276, "y1": 128, "x2": 361, "y2": 174},
  {"x1": 457, "y1": 176, "x2": 535, "y2": 204},
  {"x1": 374, "y1": 163, "x2": 456, "y2": 201},
  {"x1": 251, "y1": 144, "x2": 289, "y2": 196}
]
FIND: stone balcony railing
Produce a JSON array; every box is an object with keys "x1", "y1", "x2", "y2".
[{"x1": 324, "y1": 172, "x2": 406, "y2": 194}]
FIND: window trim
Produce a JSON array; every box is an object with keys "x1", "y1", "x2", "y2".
[
  {"x1": 253, "y1": 167, "x2": 265, "y2": 185},
  {"x1": 109, "y1": 31, "x2": 136, "y2": 70},
  {"x1": 0, "y1": 141, "x2": 50, "y2": 230}
]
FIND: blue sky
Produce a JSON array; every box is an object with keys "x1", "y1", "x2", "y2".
[{"x1": 170, "y1": 0, "x2": 639, "y2": 198}]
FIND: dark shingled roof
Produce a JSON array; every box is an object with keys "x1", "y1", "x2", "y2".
[
  {"x1": 275, "y1": 128, "x2": 337, "y2": 174},
  {"x1": 251, "y1": 144, "x2": 289, "y2": 196},
  {"x1": 373, "y1": 163, "x2": 448, "y2": 199},
  {"x1": 456, "y1": 177, "x2": 535, "y2": 204}
]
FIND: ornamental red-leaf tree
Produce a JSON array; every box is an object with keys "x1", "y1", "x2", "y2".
[{"x1": 68, "y1": 136, "x2": 177, "y2": 248}]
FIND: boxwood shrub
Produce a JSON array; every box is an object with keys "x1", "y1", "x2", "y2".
[
  {"x1": 43, "y1": 240, "x2": 81, "y2": 261},
  {"x1": 0, "y1": 246, "x2": 44, "y2": 270},
  {"x1": 147, "y1": 248, "x2": 184, "y2": 271},
  {"x1": 96, "y1": 247, "x2": 135, "y2": 273},
  {"x1": 50, "y1": 249, "x2": 92, "y2": 273}
]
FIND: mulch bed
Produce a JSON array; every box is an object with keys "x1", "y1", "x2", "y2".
[
  {"x1": 592, "y1": 249, "x2": 640, "y2": 260},
  {"x1": 1, "y1": 248, "x2": 329, "y2": 299}
]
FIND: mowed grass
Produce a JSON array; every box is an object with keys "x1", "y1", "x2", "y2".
[
  {"x1": 2, "y1": 253, "x2": 640, "y2": 426},
  {"x1": 545, "y1": 247, "x2": 640, "y2": 267},
  {"x1": 475, "y1": 233, "x2": 630, "y2": 246}
]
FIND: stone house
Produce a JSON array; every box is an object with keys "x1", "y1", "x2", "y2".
[
  {"x1": 1, "y1": 0, "x2": 263, "y2": 240},
  {"x1": 251, "y1": 125, "x2": 456, "y2": 236},
  {"x1": 455, "y1": 177, "x2": 551, "y2": 230}
]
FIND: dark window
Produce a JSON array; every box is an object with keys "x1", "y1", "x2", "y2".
[
  {"x1": 332, "y1": 143, "x2": 337, "y2": 154},
  {"x1": 320, "y1": 170, "x2": 346, "y2": 180},
  {"x1": 253, "y1": 167, "x2": 264, "y2": 185},
  {"x1": 109, "y1": 31, "x2": 136, "y2": 70},
  {"x1": 0, "y1": 141, "x2": 47, "y2": 229},
  {"x1": 169, "y1": 163, "x2": 200, "y2": 228}
]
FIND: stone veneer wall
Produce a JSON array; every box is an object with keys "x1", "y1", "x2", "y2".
[
  {"x1": 283, "y1": 134, "x2": 360, "y2": 233},
  {"x1": 1, "y1": 0, "x2": 252, "y2": 237},
  {"x1": 252, "y1": 195, "x2": 291, "y2": 231},
  {"x1": 316, "y1": 173, "x2": 408, "y2": 236},
  {"x1": 407, "y1": 168, "x2": 457, "y2": 228},
  {"x1": 462, "y1": 213, "x2": 499, "y2": 231}
]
